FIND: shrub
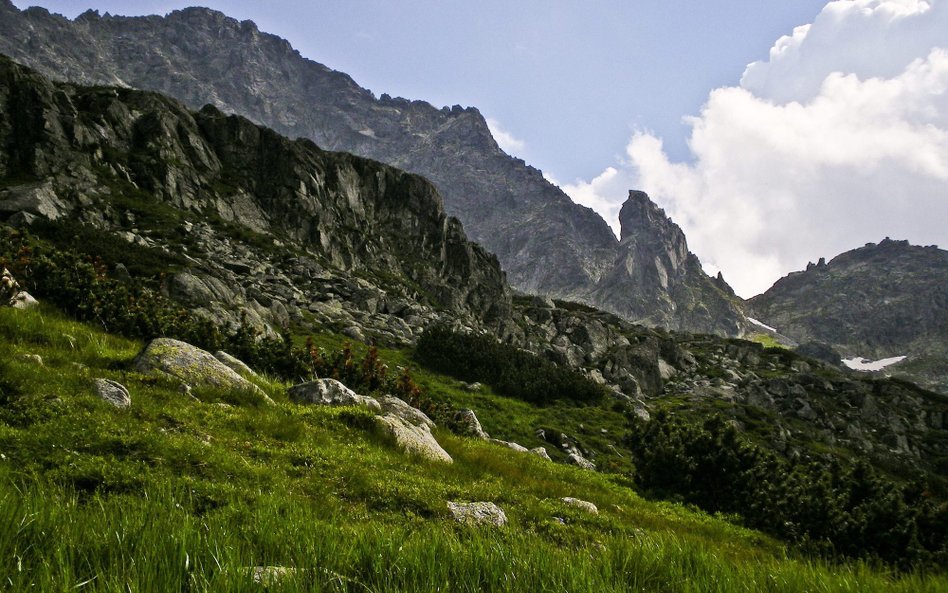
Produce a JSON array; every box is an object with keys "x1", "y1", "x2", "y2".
[
  {"x1": 624, "y1": 411, "x2": 948, "y2": 568},
  {"x1": 415, "y1": 325, "x2": 607, "y2": 404}
]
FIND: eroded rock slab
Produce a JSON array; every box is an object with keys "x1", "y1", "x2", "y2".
[
  {"x1": 447, "y1": 501, "x2": 507, "y2": 527},
  {"x1": 93, "y1": 378, "x2": 131, "y2": 409},
  {"x1": 374, "y1": 414, "x2": 452, "y2": 463},
  {"x1": 134, "y1": 338, "x2": 267, "y2": 401},
  {"x1": 288, "y1": 379, "x2": 381, "y2": 412}
]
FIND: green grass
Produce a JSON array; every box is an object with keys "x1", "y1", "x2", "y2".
[
  {"x1": 0, "y1": 306, "x2": 945, "y2": 591},
  {"x1": 748, "y1": 332, "x2": 788, "y2": 350}
]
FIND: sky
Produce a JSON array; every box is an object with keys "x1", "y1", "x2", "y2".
[{"x1": 11, "y1": 1, "x2": 948, "y2": 297}]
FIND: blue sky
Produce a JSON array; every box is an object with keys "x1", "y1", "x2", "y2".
[
  {"x1": 11, "y1": 1, "x2": 948, "y2": 297},
  {"x1": 13, "y1": 1, "x2": 827, "y2": 180}
]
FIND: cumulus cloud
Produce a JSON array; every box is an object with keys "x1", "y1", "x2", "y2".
[
  {"x1": 486, "y1": 117, "x2": 526, "y2": 155},
  {"x1": 561, "y1": 0, "x2": 948, "y2": 297}
]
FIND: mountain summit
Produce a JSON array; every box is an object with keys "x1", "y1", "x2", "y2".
[
  {"x1": 749, "y1": 238, "x2": 948, "y2": 392},
  {"x1": 590, "y1": 191, "x2": 745, "y2": 334}
]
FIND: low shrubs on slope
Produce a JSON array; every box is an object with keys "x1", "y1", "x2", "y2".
[
  {"x1": 415, "y1": 324, "x2": 608, "y2": 404},
  {"x1": 626, "y1": 412, "x2": 948, "y2": 569}
]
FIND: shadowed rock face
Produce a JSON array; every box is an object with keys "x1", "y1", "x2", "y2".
[
  {"x1": 0, "y1": 56, "x2": 510, "y2": 337},
  {"x1": 590, "y1": 191, "x2": 746, "y2": 335},
  {"x1": 0, "y1": 2, "x2": 746, "y2": 335},
  {"x1": 749, "y1": 238, "x2": 948, "y2": 393}
]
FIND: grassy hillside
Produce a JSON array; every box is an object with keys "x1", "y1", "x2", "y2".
[{"x1": 1, "y1": 305, "x2": 946, "y2": 592}]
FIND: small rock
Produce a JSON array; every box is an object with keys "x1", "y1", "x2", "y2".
[
  {"x1": 566, "y1": 452, "x2": 596, "y2": 471},
  {"x1": 19, "y1": 353, "x2": 43, "y2": 366},
  {"x1": 374, "y1": 414, "x2": 453, "y2": 463},
  {"x1": 452, "y1": 408, "x2": 489, "y2": 439},
  {"x1": 10, "y1": 291, "x2": 38, "y2": 309},
  {"x1": 447, "y1": 501, "x2": 507, "y2": 527},
  {"x1": 93, "y1": 378, "x2": 131, "y2": 408},
  {"x1": 530, "y1": 446, "x2": 552, "y2": 461},
  {"x1": 250, "y1": 566, "x2": 296, "y2": 587},
  {"x1": 561, "y1": 497, "x2": 598, "y2": 514},
  {"x1": 658, "y1": 358, "x2": 677, "y2": 380},
  {"x1": 288, "y1": 378, "x2": 381, "y2": 412},
  {"x1": 460, "y1": 382, "x2": 483, "y2": 392},
  {"x1": 341, "y1": 325, "x2": 366, "y2": 342},
  {"x1": 488, "y1": 438, "x2": 529, "y2": 453}
]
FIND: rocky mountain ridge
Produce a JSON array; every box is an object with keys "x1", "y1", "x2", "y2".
[
  {"x1": 749, "y1": 238, "x2": 948, "y2": 393},
  {"x1": 0, "y1": 1, "x2": 746, "y2": 335},
  {"x1": 0, "y1": 54, "x2": 510, "y2": 344}
]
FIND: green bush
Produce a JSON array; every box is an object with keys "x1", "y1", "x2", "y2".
[
  {"x1": 625, "y1": 411, "x2": 948, "y2": 568},
  {"x1": 415, "y1": 325, "x2": 607, "y2": 404}
]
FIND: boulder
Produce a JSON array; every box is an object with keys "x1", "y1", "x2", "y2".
[
  {"x1": 10, "y1": 291, "x2": 38, "y2": 309},
  {"x1": 447, "y1": 501, "x2": 507, "y2": 527},
  {"x1": 530, "y1": 446, "x2": 552, "y2": 461},
  {"x1": 0, "y1": 183, "x2": 69, "y2": 220},
  {"x1": 134, "y1": 338, "x2": 268, "y2": 401},
  {"x1": 488, "y1": 438, "x2": 529, "y2": 453},
  {"x1": 1, "y1": 268, "x2": 36, "y2": 309},
  {"x1": 561, "y1": 497, "x2": 598, "y2": 514},
  {"x1": 288, "y1": 378, "x2": 381, "y2": 412},
  {"x1": 93, "y1": 378, "x2": 131, "y2": 408},
  {"x1": 566, "y1": 452, "x2": 596, "y2": 471},
  {"x1": 451, "y1": 408, "x2": 489, "y2": 439},
  {"x1": 378, "y1": 395, "x2": 434, "y2": 428},
  {"x1": 213, "y1": 350, "x2": 258, "y2": 378},
  {"x1": 374, "y1": 414, "x2": 452, "y2": 463}
]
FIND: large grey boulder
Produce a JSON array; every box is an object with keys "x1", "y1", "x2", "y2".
[
  {"x1": 374, "y1": 414, "x2": 452, "y2": 463},
  {"x1": 0, "y1": 183, "x2": 69, "y2": 221},
  {"x1": 134, "y1": 338, "x2": 269, "y2": 401},
  {"x1": 288, "y1": 379, "x2": 381, "y2": 412},
  {"x1": 447, "y1": 501, "x2": 507, "y2": 527},
  {"x1": 378, "y1": 395, "x2": 435, "y2": 428},
  {"x1": 93, "y1": 378, "x2": 131, "y2": 409}
]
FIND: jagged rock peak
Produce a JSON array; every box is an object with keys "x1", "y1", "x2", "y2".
[
  {"x1": 589, "y1": 190, "x2": 746, "y2": 336},
  {"x1": 619, "y1": 190, "x2": 684, "y2": 245}
]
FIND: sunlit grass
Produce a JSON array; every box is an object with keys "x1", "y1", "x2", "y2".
[{"x1": 0, "y1": 306, "x2": 945, "y2": 592}]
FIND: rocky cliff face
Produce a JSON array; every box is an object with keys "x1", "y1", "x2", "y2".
[
  {"x1": 590, "y1": 191, "x2": 746, "y2": 335},
  {"x1": 0, "y1": 2, "x2": 744, "y2": 335},
  {"x1": 0, "y1": 55, "x2": 509, "y2": 342},
  {"x1": 749, "y1": 239, "x2": 948, "y2": 393}
]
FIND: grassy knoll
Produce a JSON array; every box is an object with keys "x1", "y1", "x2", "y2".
[{"x1": 0, "y1": 306, "x2": 945, "y2": 592}]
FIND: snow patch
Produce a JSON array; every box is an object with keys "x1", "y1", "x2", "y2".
[
  {"x1": 842, "y1": 355, "x2": 907, "y2": 372},
  {"x1": 748, "y1": 317, "x2": 778, "y2": 333}
]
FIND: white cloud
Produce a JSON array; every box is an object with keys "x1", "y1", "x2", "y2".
[
  {"x1": 486, "y1": 117, "x2": 526, "y2": 155},
  {"x1": 559, "y1": 167, "x2": 627, "y2": 240},
  {"x1": 561, "y1": 0, "x2": 948, "y2": 298}
]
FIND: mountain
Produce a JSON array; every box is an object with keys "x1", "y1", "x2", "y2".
[
  {"x1": 0, "y1": 57, "x2": 946, "y2": 575},
  {"x1": 749, "y1": 238, "x2": 948, "y2": 393},
  {"x1": 0, "y1": 53, "x2": 510, "y2": 344},
  {"x1": 0, "y1": 1, "x2": 746, "y2": 335},
  {"x1": 591, "y1": 191, "x2": 744, "y2": 335}
]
